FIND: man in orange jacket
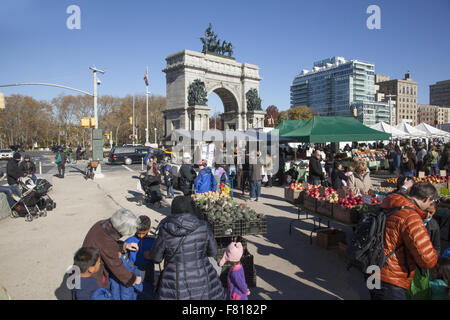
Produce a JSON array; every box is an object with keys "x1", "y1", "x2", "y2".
[{"x1": 371, "y1": 182, "x2": 439, "y2": 300}]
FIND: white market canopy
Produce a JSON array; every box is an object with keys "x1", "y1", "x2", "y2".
[
  {"x1": 395, "y1": 122, "x2": 429, "y2": 138},
  {"x1": 414, "y1": 123, "x2": 450, "y2": 138},
  {"x1": 370, "y1": 122, "x2": 411, "y2": 139}
]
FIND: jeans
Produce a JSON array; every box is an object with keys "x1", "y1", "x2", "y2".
[
  {"x1": 9, "y1": 184, "x2": 22, "y2": 197},
  {"x1": 0, "y1": 186, "x2": 16, "y2": 207},
  {"x1": 312, "y1": 178, "x2": 321, "y2": 186},
  {"x1": 403, "y1": 170, "x2": 414, "y2": 178},
  {"x1": 369, "y1": 281, "x2": 407, "y2": 300},
  {"x1": 431, "y1": 164, "x2": 439, "y2": 176},
  {"x1": 250, "y1": 180, "x2": 261, "y2": 200},
  {"x1": 58, "y1": 164, "x2": 65, "y2": 178},
  {"x1": 166, "y1": 184, "x2": 174, "y2": 198}
]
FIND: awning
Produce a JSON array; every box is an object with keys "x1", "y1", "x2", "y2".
[{"x1": 278, "y1": 116, "x2": 391, "y2": 143}]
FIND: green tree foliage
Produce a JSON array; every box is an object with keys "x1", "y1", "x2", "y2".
[
  {"x1": 0, "y1": 93, "x2": 166, "y2": 149},
  {"x1": 277, "y1": 105, "x2": 318, "y2": 124}
]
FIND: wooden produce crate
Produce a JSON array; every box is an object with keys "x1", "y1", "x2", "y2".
[
  {"x1": 285, "y1": 188, "x2": 302, "y2": 204},
  {"x1": 332, "y1": 205, "x2": 361, "y2": 224},
  {"x1": 303, "y1": 195, "x2": 317, "y2": 212},
  {"x1": 316, "y1": 229, "x2": 346, "y2": 250},
  {"x1": 316, "y1": 199, "x2": 333, "y2": 217}
]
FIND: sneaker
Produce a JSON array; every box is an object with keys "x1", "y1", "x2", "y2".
[{"x1": 249, "y1": 198, "x2": 255, "y2": 202}]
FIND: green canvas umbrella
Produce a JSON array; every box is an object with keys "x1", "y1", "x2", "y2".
[{"x1": 280, "y1": 116, "x2": 391, "y2": 143}]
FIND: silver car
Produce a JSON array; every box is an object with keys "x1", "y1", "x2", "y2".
[{"x1": 0, "y1": 149, "x2": 14, "y2": 160}]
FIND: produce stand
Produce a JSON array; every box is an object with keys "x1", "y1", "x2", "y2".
[
  {"x1": 192, "y1": 192, "x2": 267, "y2": 288},
  {"x1": 289, "y1": 204, "x2": 357, "y2": 245}
]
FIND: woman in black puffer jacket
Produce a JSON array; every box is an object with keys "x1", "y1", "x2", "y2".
[{"x1": 149, "y1": 196, "x2": 226, "y2": 300}]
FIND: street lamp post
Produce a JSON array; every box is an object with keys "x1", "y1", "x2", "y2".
[
  {"x1": 89, "y1": 66, "x2": 106, "y2": 178},
  {"x1": 154, "y1": 127, "x2": 157, "y2": 145},
  {"x1": 145, "y1": 66, "x2": 150, "y2": 146},
  {"x1": 386, "y1": 94, "x2": 396, "y2": 126}
]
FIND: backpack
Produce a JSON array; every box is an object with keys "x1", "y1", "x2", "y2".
[{"x1": 347, "y1": 204, "x2": 415, "y2": 274}]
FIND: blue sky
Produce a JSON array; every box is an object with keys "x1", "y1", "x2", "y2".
[{"x1": 1, "y1": 0, "x2": 449, "y2": 112}]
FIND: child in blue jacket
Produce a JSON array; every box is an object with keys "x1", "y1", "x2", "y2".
[
  {"x1": 72, "y1": 247, "x2": 113, "y2": 300},
  {"x1": 124, "y1": 215, "x2": 156, "y2": 300},
  {"x1": 194, "y1": 160, "x2": 217, "y2": 194}
]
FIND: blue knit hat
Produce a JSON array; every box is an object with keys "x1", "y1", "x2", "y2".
[{"x1": 443, "y1": 247, "x2": 450, "y2": 259}]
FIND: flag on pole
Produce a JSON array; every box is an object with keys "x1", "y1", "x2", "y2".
[{"x1": 144, "y1": 67, "x2": 149, "y2": 87}]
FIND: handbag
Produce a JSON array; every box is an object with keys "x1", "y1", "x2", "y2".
[
  {"x1": 155, "y1": 235, "x2": 186, "y2": 294},
  {"x1": 55, "y1": 154, "x2": 61, "y2": 165}
]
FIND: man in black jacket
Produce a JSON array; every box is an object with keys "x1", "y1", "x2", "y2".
[
  {"x1": 6, "y1": 152, "x2": 24, "y2": 197},
  {"x1": 308, "y1": 150, "x2": 324, "y2": 186},
  {"x1": 179, "y1": 154, "x2": 196, "y2": 196},
  {"x1": 19, "y1": 154, "x2": 37, "y2": 183}
]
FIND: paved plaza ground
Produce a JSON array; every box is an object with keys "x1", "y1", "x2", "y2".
[
  {"x1": 1, "y1": 154, "x2": 447, "y2": 300},
  {"x1": 0, "y1": 156, "x2": 374, "y2": 300}
]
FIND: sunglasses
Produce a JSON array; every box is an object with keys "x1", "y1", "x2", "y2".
[{"x1": 432, "y1": 198, "x2": 440, "y2": 206}]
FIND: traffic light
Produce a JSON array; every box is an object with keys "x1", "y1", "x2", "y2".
[
  {"x1": 129, "y1": 117, "x2": 133, "y2": 125},
  {"x1": 0, "y1": 92, "x2": 4, "y2": 109},
  {"x1": 80, "y1": 117, "x2": 90, "y2": 128},
  {"x1": 90, "y1": 117, "x2": 96, "y2": 127}
]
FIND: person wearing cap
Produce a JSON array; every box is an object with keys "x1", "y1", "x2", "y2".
[
  {"x1": 19, "y1": 154, "x2": 37, "y2": 184},
  {"x1": 194, "y1": 160, "x2": 217, "y2": 194},
  {"x1": 148, "y1": 196, "x2": 225, "y2": 300},
  {"x1": 219, "y1": 242, "x2": 250, "y2": 300},
  {"x1": 179, "y1": 153, "x2": 196, "y2": 196},
  {"x1": 6, "y1": 152, "x2": 24, "y2": 197}
]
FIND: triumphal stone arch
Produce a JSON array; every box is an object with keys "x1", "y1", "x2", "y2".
[{"x1": 162, "y1": 25, "x2": 264, "y2": 139}]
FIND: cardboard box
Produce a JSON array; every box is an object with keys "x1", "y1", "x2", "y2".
[{"x1": 316, "y1": 229, "x2": 346, "y2": 250}]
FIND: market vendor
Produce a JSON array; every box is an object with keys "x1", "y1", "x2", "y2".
[{"x1": 348, "y1": 160, "x2": 373, "y2": 195}]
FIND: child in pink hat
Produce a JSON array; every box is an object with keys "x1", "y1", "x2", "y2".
[{"x1": 219, "y1": 242, "x2": 250, "y2": 300}]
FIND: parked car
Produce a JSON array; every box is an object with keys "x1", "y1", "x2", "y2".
[
  {"x1": 9, "y1": 145, "x2": 24, "y2": 152},
  {"x1": 51, "y1": 145, "x2": 66, "y2": 153},
  {"x1": 0, "y1": 149, "x2": 14, "y2": 160},
  {"x1": 108, "y1": 145, "x2": 151, "y2": 165}
]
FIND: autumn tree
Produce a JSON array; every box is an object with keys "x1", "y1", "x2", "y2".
[
  {"x1": 264, "y1": 105, "x2": 279, "y2": 127},
  {"x1": 278, "y1": 105, "x2": 318, "y2": 124}
]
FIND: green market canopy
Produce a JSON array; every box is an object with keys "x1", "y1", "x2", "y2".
[
  {"x1": 275, "y1": 120, "x2": 307, "y2": 136},
  {"x1": 277, "y1": 116, "x2": 391, "y2": 143}
]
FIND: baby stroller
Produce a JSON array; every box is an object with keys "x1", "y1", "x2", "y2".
[
  {"x1": 138, "y1": 173, "x2": 162, "y2": 208},
  {"x1": 34, "y1": 178, "x2": 56, "y2": 212},
  {"x1": 10, "y1": 177, "x2": 48, "y2": 222}
]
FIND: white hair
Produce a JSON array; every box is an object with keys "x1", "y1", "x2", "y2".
[{"x1": 110, "y1": 209, "x2": 138, "y2": 237}]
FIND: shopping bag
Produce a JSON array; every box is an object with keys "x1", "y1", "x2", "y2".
[
  {"x1": 262, "y1": 175, "x2": 268, "y2": 183},
  {"x1": 55, "y1": 154, "x2": 61, "y2": 165},
  {"x1": 406, "y1": 267, "x2": 431, "y2": 300},
  {"x1": 137, "y1": 180, "x2": 143, "y2": 192}
]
